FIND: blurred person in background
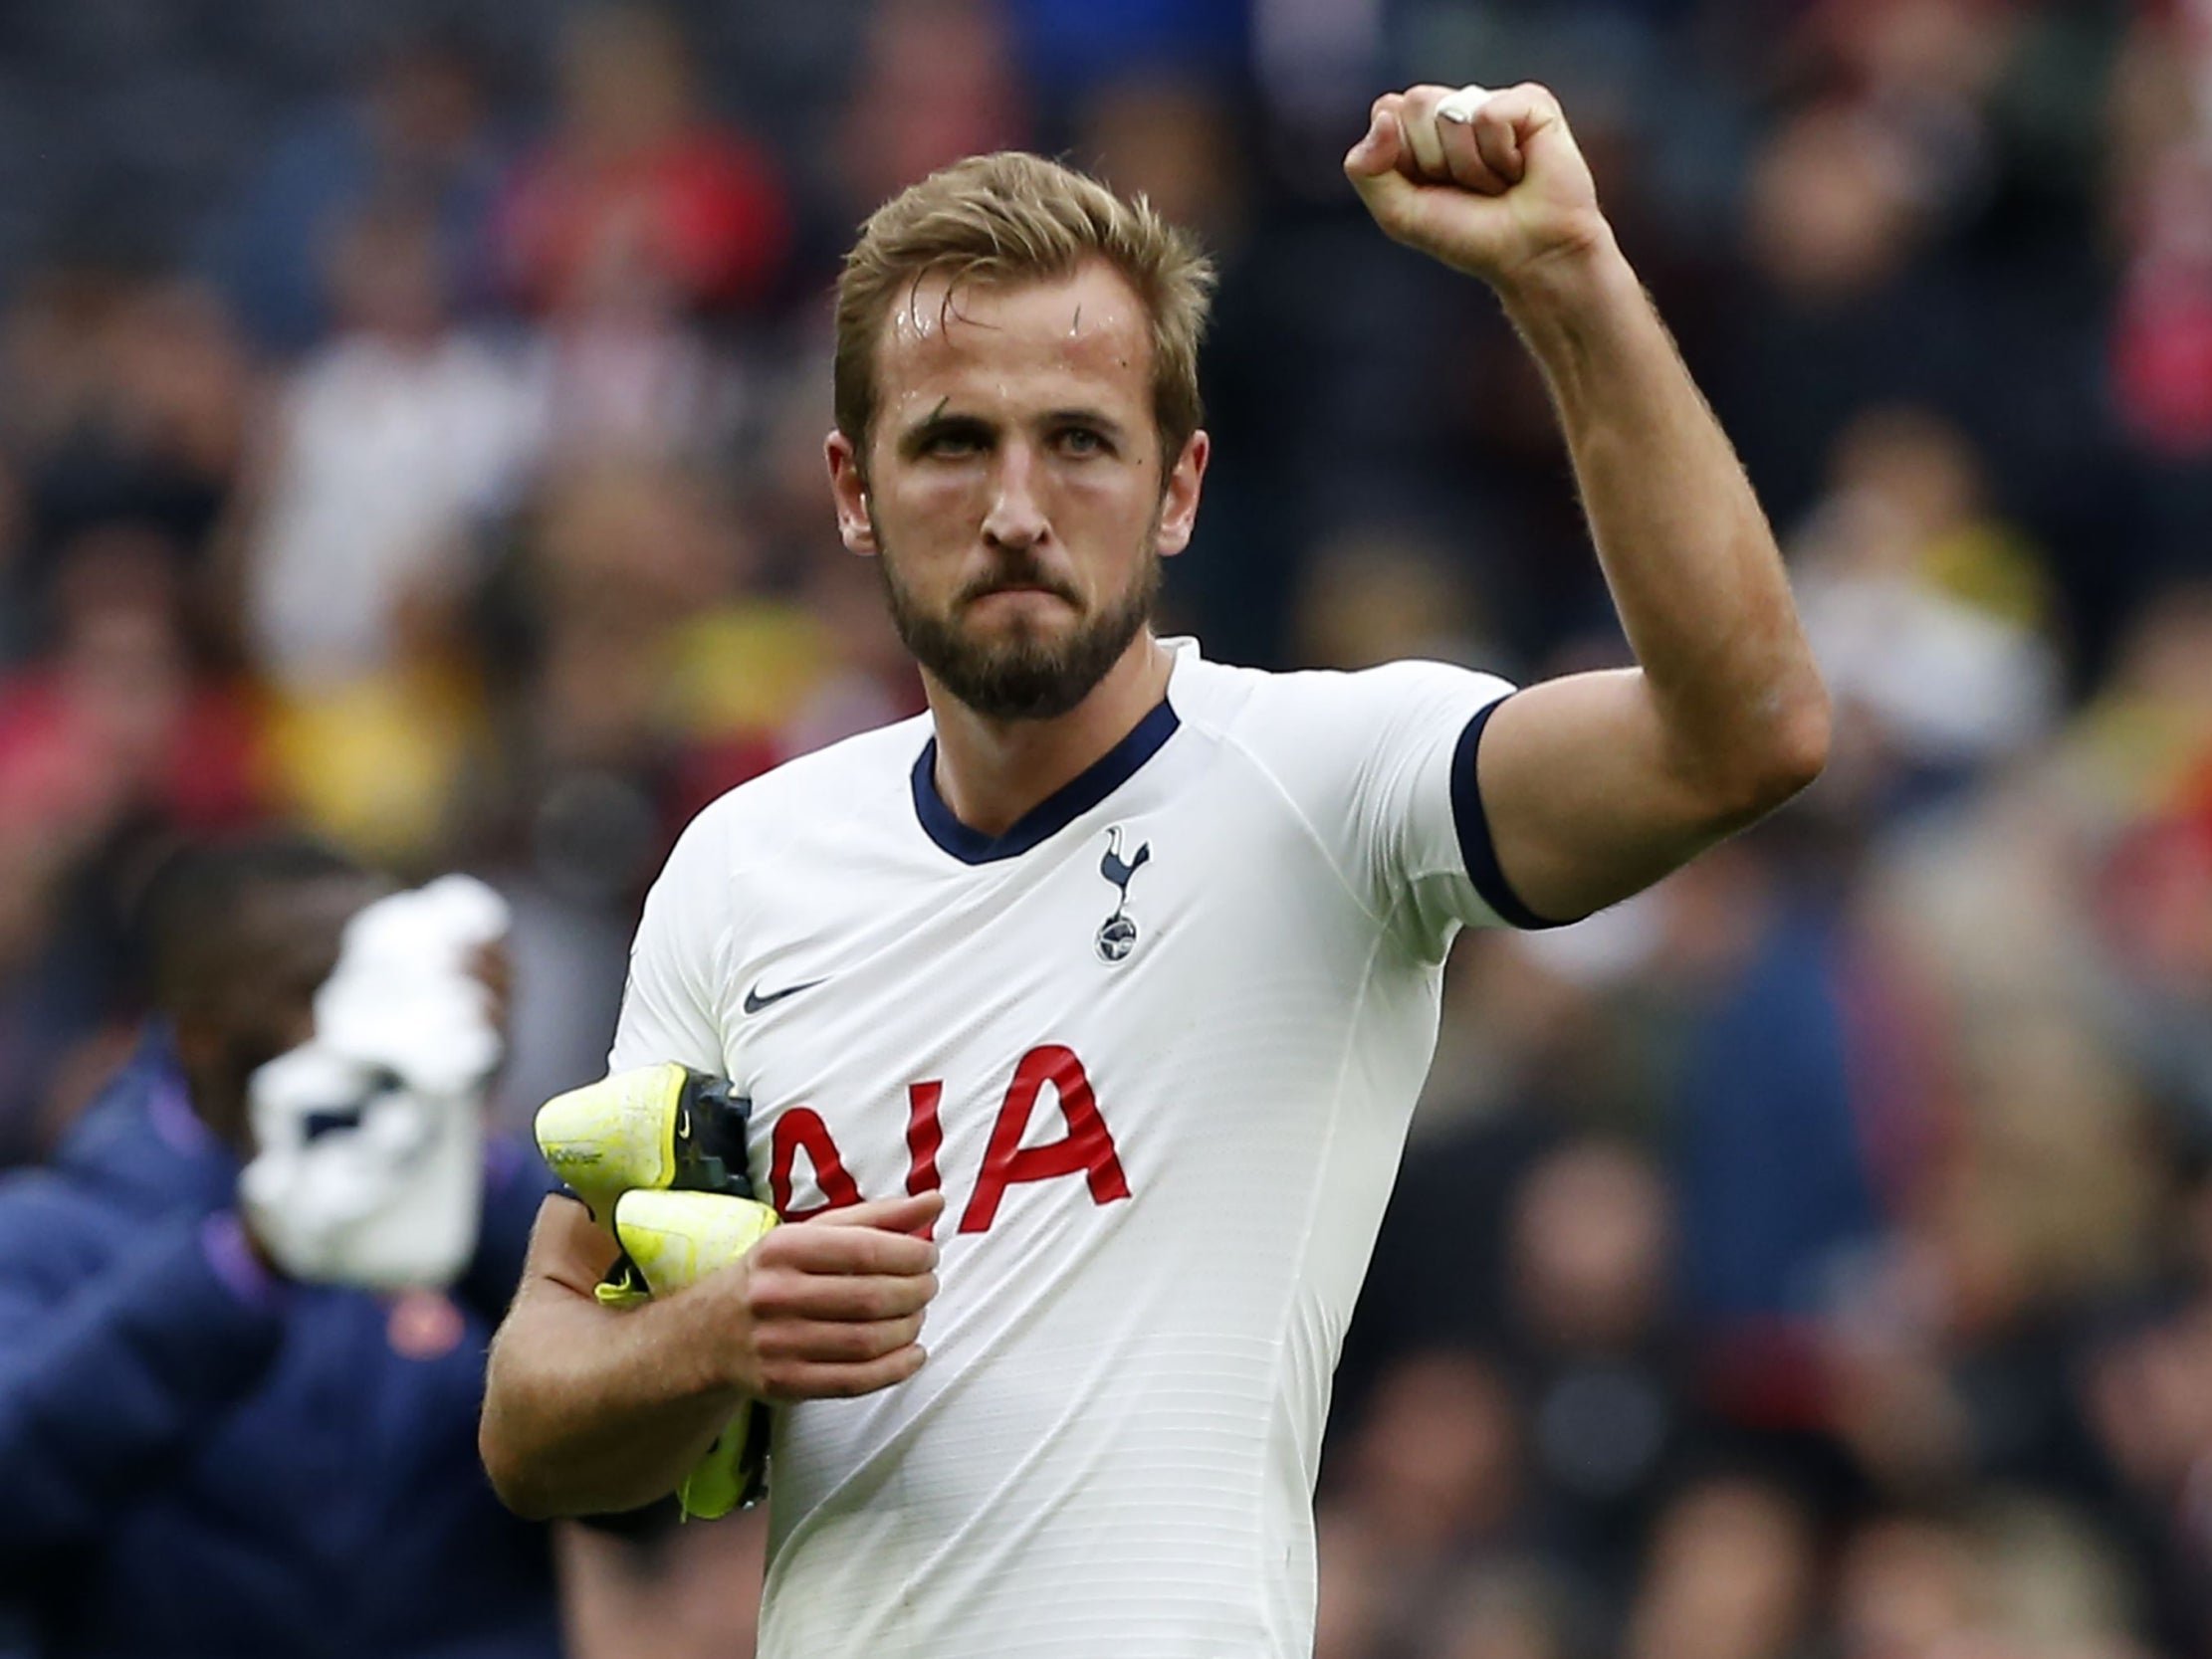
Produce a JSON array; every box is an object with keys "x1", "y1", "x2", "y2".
[
  {"x1": 238, "y1": 196, "x2": 534, "y2": 867},
  {"x1": 201, "y1": 32, "x2": 508, "y2": 356},
  {"x1": 0, "y1": 523, "x2": 264, "y2": 1166},
  {"x1": 497, "y1": 5, "x2": 789, "y2": 323},
  {"x1": 1320, "y1": 1349, "x2": 1533, "y2": 1656},
  {"x1": 499, "y1": 5, "x2": 786, "y2": 464},
  {"x1": 1831, "y1": 1500, "x2": 2148, "y2": 1659},
  {"x1": 242, "y1": 196, "x2": 536, "y2": 696},
  {"x1": 0, "y1": 835, "x2": 561, "y2": 1658},
  {"x1": 1791, "y1": 405, "x2": 2062, "y2": 786},
  {"x1": 1623, "y1": 1474, "x2": 1818, "y2": 1659},
  {"x1": 832, "y1": 0, "x2": 1031, "y2": 229},
  {"x1": 1502, "y1": 1140, "x2": 1695, "y2": 1604}
]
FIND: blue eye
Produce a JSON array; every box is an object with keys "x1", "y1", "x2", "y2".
[{"x1": 1058, "y1": 427, "x2": 1107, "y2": 456}]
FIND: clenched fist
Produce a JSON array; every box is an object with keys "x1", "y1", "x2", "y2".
[{"x1": 1345, "y1": 83, "x2": 1612, "y2": 293}]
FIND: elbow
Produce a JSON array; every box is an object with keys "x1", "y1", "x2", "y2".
[
  {"x1": 1744, "y1": 677, "x2": 1832, "y2": 815},
  {"x1": 479, "y1": 1403, "x2": 560, "y2": 1523},
  {"x1": 1704, "y1": 677, "x2": 1833, "y2": 827}
]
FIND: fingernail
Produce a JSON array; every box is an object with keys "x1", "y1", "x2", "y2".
[{"x1": 1438, "y1": 106, "x2": 1468, "y2": 123}]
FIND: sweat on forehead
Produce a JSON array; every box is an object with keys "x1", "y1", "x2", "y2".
[{"x1": 879, "y1": 263, "x2": 1149, "y2": 367}]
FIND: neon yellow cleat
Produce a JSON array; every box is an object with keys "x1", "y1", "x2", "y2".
[
  {"x1": 613, "y1": 1188, "x2": 780, "y2": 1295},
  {"x1": 534, "y1": 1064, "x2": 752, "y2": 1224},
  {"x1": 613, "y1": 1189, "x2": 780, "y2": 1519},
  {"x1": 536, "y1": 1066, "x2": 774, "y2": 1510}
]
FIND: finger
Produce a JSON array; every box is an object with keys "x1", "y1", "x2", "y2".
[
  {"x1": 759, "y1": 1313, "x2": 925, "y2": 1365},
  {"x1": 763, "y1": 1269, "x2": 939, "y2": 1323},
  {"x1": 1397, "y1": 84, "x2": 1454, "y2": 179},
  {"x1": 803, "y1": 1192, "x2": 943, "y2": 1235},
  {"x1": 1344, "y1": 96, "x2": 1406, "y2": 177},
  {"x1": 1346, "y1": 99, "x2": 1425, "y2": 232},
  {"x1": 1473, "y1": 82, "x2": 1564, "y2": 182},
  {"x1": 1436, "y1": 103, "x2": 1510, "y2": 196},
  {"x1": 761, "y1": 1223, "x2": 937, "y2": 1278},
  {"x1": 761, "y1": 1344, "x2": 928, "y2": 1402},
  {"x1": 1470, "y1": 101, "x2": 1527, "y2": 187}
]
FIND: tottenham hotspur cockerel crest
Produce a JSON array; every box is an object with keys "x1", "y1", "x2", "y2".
[{"x1": 1095, "y1": 827, "x2": 1150, "y2": 963}]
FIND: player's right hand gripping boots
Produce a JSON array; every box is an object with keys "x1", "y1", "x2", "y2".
[{"x1": 535, "y1": 1064, "x2": 777, "y2": 1518}]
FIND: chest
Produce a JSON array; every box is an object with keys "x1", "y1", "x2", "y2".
[{"x1": 718, "y1": 790, "x2": 1375, "y2": 1239}]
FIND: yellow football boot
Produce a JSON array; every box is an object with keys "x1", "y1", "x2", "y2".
[
  {"x1": 614, "y1": 1188, "x2": 780, "y2": 1518},
  {"x1": 535, "y1": 1066, "x2": 774, "y2": 1508},
  {"x1": 534, "y1": 1063, "x2": 752, "y2": 1224}
]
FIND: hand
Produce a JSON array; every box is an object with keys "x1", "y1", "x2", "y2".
[
  {"x1": 1344, "y1": 83, "x2": 1612, "y2": 292},
  {"x1": 708, "y1": 1192, "x2": 944, "y2": 1402}
]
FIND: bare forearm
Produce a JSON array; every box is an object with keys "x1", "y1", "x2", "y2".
[
  {"x1": 1499, "y1": 236, "x2": 1828, "y2": 803},
  {"x1": 480, "y1": 1280, "x2": 743, "y2": 1520}
]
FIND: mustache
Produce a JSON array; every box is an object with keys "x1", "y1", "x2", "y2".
[{"x1": 958, "y1": 556, "x2": 1081, "y2": 608}]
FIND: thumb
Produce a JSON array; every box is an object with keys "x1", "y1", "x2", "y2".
[
  {"x1": 1344, "y1": 112, "x2": 1424, "y2": 231},
  {"x1": 805, "y1": 1190, "x2": 945, "y2": 1235},
  {"x1": 1343, "y1": 105, "x2": 1403, "y2": 180}
]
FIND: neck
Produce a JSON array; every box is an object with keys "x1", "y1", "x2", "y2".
[{"x1": 925, "y1": 634, "x2": 1173, "y2": 837}]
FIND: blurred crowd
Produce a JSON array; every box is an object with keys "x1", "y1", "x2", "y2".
[{"x1": 2, "y1": 0, "x2": 2211, "y2": 1654}]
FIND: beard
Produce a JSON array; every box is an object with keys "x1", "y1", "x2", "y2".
[{"x1": 877, "y1": 532, "x2": 1161, "y2": 722}]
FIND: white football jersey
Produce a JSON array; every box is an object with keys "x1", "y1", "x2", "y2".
[{"x1": 609, "y1": 638, "x2": 1522, "y2": 1659}]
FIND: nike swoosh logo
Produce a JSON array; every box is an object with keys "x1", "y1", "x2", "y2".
[{"x1": 744, "y1": 978, "x2": 826, "y2": 1014}]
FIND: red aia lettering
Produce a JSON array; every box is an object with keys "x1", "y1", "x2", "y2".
[
  {"x1": 769, "y1": 1107, "x2": 863, "y2": 1220},
  {"x1": 959, "y1": 1045, "x2": 1131, "y2": 1234},
  {"x1": 904, "y1": 1081, "x2": 945, "y2": 1239}
]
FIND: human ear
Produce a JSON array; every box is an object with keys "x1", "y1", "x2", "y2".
[
  {"x1": 825, "y1": 430, "x2": 879, "y2": 555},
  {"x1": 1154, "y1": 430, "x2": 1211, "y2": 557}
]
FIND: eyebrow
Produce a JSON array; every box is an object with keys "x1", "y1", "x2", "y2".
[
  {"x1": 1040, "y1": 408, "x2": 1129, "y2": 439},
  {"x1": 897, "y1": 405, "x2": 993, "y2": 456},
  {"x1": 893, "y1": 403, "x2": 1133, "y2": 457}
]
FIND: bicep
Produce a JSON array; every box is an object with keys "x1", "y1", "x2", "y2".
[{"x1": 1476, "y1": 667, "x2": 1742, "y2": 924}]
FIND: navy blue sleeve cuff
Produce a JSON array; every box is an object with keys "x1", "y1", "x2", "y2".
[{"x1": 1449, "y1": 696, "x2": 1573, "y2": 931}]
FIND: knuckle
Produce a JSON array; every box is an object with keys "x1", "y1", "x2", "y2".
[
  {"x1": 757, "y1": 1360, "x2": 802, "y2": 1401},
  {"x1": 751, "y1": 1322, "x2": 803, "y2": 1361},
  {"x1": 745, "y1": 1269, "x2": 799, "y2": 1320}
]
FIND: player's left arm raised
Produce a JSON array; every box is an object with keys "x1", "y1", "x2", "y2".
[{"x1": 1347, "y1": 83, "x2": 1830, "y2": 923}]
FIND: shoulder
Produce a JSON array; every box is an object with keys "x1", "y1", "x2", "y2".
[
  {"x1": 1175, "y1": 652, "x2": 1513, "y2": 764},
  {"x1": 0, "y1": 1164, "x2": 129, "y2": 1284}
]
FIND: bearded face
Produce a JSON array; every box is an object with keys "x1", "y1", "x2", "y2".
[
  {"x1": 875, "y1": 525, "x2": 1162, "y2": 722},
  {"x1": 824, "y1": 260, "x2": 1208, "y2": 726}
]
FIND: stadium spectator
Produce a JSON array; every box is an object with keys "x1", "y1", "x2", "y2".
[
  {"x1": 0, "y1": 836, "x2": 561, "y2": 1657},
  {"x1": 494, "y1": 5, "x2": 789, "y2": 320},
  {"x1": 201, "y1": 34, "x2": 508, "y2": 356}
]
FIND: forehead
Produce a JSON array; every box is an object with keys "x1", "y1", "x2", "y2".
[
  {"x1": 874, "y1": 260, "x2": 1153, "y2": 426},
  {"x1": 230, "y1": 877, "x2": 382, "y2": 997}
]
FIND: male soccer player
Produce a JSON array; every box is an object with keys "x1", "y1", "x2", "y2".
[{"x1": 480, "y1": 84, "x2": 1831, "y2": 1657}]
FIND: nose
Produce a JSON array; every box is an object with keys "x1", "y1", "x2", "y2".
[{"x1": 981, "y1": 442, "x2": 1049, "y2": 550}]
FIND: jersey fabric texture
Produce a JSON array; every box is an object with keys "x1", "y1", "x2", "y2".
[{"x1": 608, "y1": 640, "x2": 1520, "y2": 1659}]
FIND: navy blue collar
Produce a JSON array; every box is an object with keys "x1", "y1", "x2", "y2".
[{"x1": 911, "y1": 698, "x2": 1181, "y2": 864}]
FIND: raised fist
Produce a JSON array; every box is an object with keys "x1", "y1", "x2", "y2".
[{"x1": 1344, "y1": 83, "x2": 1611, "y2": 292}]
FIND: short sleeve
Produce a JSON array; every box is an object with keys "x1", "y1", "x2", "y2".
[
  {"x1": 607, "y1": 809, "x2": 734, "y2": 1078},
  {"x1": 1242, "y1": 661, "x2": 1530, "y2": 960}
]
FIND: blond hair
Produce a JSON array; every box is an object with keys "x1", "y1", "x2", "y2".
[{"x1": 833, "y1": 152, "x2": 1216, "y2": 472}]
